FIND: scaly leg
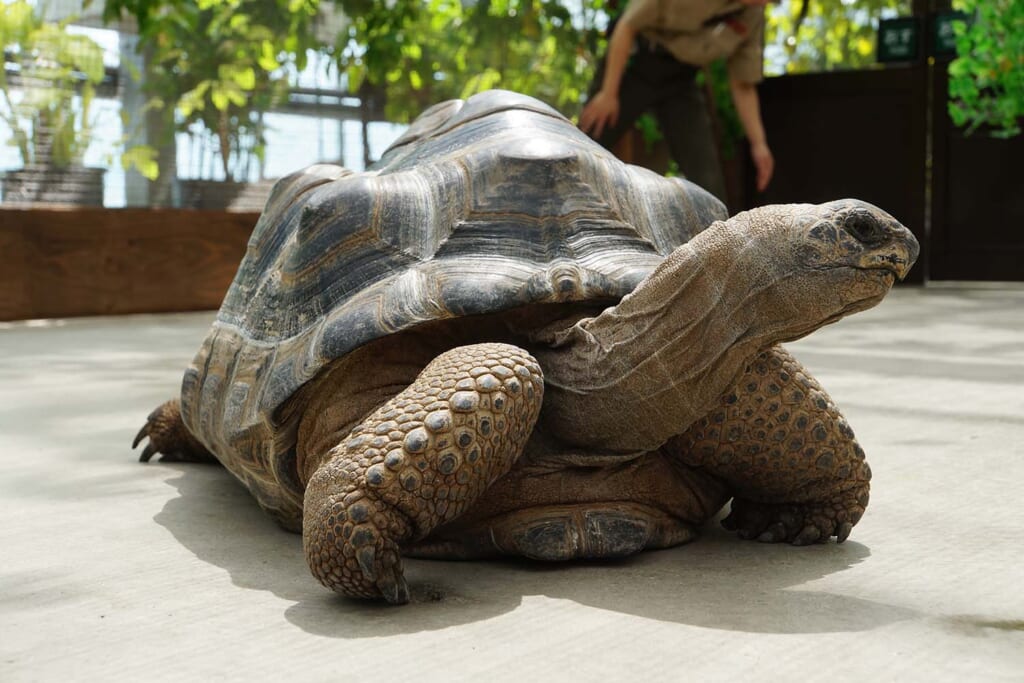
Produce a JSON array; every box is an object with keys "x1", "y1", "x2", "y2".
[
  {"x1": 133, "y1": 399, "x2": 218, "y2": 464},
  {"x1": 302, "y1": 343, "x2": 544, "y2": 604},
  {"x1": 406, "y1": 446, "x2": 728, "y2": 561},
  {"x1": 670, "y1": 345, "x2": 871, "y2": 545}
]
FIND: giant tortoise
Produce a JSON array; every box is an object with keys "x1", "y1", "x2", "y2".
[{"x1": 135, "y1": 89, "x2": 919, "y2": 604}]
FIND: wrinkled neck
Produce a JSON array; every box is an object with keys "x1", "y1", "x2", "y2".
[{"x1": 535, "y1": 218, "x2": 788, "y2": 453}]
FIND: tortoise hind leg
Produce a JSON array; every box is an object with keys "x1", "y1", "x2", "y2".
[
  {"x1": 406, "y1": 445, "x2": 729, "y2": 561},
  {"x1": 670, "y1": 346, "x2": 871, "y2": 545},
  {"x1": 302, "y1": 343, "x2": 544, "y2": 604},
  {"x1": 406, "y1": 502, "x2": 699, "y2": 561},
  {"x1": 133, "y1": 399, "x2": 218, "y2": 464}
]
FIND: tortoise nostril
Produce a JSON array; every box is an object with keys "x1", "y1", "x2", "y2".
[{"x1": 844, "y1": 213, "x2": 886, "y2": 245}]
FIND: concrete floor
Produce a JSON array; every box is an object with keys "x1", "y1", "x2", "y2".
[{"x1": 1, "y1": 284, "x2": 1023, "y2": 681}]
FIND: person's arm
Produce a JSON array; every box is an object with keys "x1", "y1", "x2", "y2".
[
  {"x1": 729, "y1": 79, "x2": 774, "y2": 191},
  {"x1": 579, "y1": 20, "x2": 637, "y2": 139}
]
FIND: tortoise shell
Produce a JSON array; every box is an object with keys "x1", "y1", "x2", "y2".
[{"x1": 179, "y1": 89, "x2": 727, "y2": 525}]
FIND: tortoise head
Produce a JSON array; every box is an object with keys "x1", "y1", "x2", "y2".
[
  {"x1": 798, "y1": 199, "x2": 918, "y2": 278},
  {"x1": 718, "y1": 198, "x2": 919, "y2": 342},
  {"x1": 530, "y1": 198, "x2": 917, "y2": 454}
]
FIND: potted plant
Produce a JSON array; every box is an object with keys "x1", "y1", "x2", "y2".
[
  {"x1": 0, "y1": 0, "x2": 110, "y2": 206},
  {"x1": 103, "y1": 0, "x2": 320, "y2": 210}
]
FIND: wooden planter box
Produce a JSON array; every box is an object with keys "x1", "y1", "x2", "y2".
[
  {"x1": 179, "y1": 178, "x2": 276, "y2": 212},
  {"x1": 1, "y1": 166, "x2": 105, "y2": 206},
  {"x1": 0, "y1": 206, "x2": 259, "y2": 321}
]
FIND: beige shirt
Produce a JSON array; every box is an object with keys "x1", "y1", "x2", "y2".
[{"x1": 621, "y1": 0, "x2": 765, "y2": 83}]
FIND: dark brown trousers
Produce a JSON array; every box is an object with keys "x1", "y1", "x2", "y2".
[{"x1": 588, "y1": 37, "x2": 727, "y2": 202}]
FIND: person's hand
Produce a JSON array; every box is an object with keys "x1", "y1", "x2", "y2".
[
  {"x1": 579, "y1": 90, "x2": 620, "y2": 139},
  {"x1": 751, "y1": 141, "x2": 774, "y2": 192}
]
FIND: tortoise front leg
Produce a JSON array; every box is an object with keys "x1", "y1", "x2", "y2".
[
  {"x1": 302, "y1": 343, "x2": 544, "y2": 604},
  {"x1": 670, "y1": 346, "x2": 871, "y2": 545}
]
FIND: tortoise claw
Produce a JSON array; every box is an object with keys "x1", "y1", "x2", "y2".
[
  {"x1": 792, "y1": 526, "x2": 822, "y2": 546},
  {"x1": 727, "y1": 493, "x2": 866, "y2": 546},
  {"x1": 378, "y1": 570, "x2": 410, "y2": 606},
  {"x1": 356, "y1": 546, "x2": 377, "y2": 582},
  {"x1": 130, "y1": 399, "x2": 215, "y2": 465},
  {"x1": 356, "y1": 537, "x2": 410, "y2": 605},
  {"x1": 140, "y1": 443, "x2": 157, "y2": 463},
  {"x1": 132, "y1": 424, "x2": 149, "y2": 449}
]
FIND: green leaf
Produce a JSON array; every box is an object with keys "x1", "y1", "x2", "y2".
[
  {"x1": 233, "y1": 67, "x2": 257, "y2": 90},
  {"x1": 346, "y1": 64, "x2": 365, "y2": 93},
  {"x1": 211, "y1": 90, "x2": 230, "y2": 111},
  {"x1": 258, "y1": 40, "x2": 279, "y2": 71},
  {"x1": 122, "y1": 145, "x2": 160, "y2": 180},
  {"x1": 947, "y1": 0, "x2": 1024, "y2": 137},
  {"x1": 226, "y1": 87, "x2": 247, "y2": 107}
]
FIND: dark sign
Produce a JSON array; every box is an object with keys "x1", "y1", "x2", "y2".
[
  {"x1": 878, "y1": 17, "x2": 920, "y2": 63},
  {"x1": 932, "y1": 11, "x2": 969, "y2": 57}
]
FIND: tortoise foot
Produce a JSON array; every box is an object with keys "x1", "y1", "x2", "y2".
[
  {"x1": 507, "y1": 506, "x2": 698, "y2": 559},
  {"x1": 133, "y1": 399, "x2": 217, "y2": 464},
  {"x1": 722, "y1": 485, "x2": 869, "y2": 545},
  {"x1": 303, "y1": 484, "x2": 412, "y2": 604},
  {"x1": 410, "y1": 502, "x2": 699, "y2": 561},
  {"x1": 303, "y1": 342, "x2": 544, "y2": 603}
]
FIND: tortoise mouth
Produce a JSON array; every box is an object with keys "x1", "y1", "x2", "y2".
[
  {"x1": 859, "y1": 253, "x2": 913, "y2": 281},
  {"x1": 848, "y1": 262, "x2": 901, "y2": 287},
  {"x1": 868, "y1": 266, "x2": 900, "y2": 284},
  {"x1": 838, "y1": 266, "x2": 896, "y2": 314},
  {"x1": 791, "y1": 264, "x2": 895, "y2": 335}
]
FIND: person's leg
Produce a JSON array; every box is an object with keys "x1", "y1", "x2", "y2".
[{"x1": 654, "y1": 72, "x2": 728, "y2": 202}]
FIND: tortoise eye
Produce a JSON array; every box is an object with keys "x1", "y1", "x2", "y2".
[{"x1": 843, "y1": 213, "x2": 886, "y2": 245}]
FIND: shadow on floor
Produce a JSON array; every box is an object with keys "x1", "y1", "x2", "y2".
[{"x1": 155, "y1": 465, "x2": 917, "y2": 639}]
